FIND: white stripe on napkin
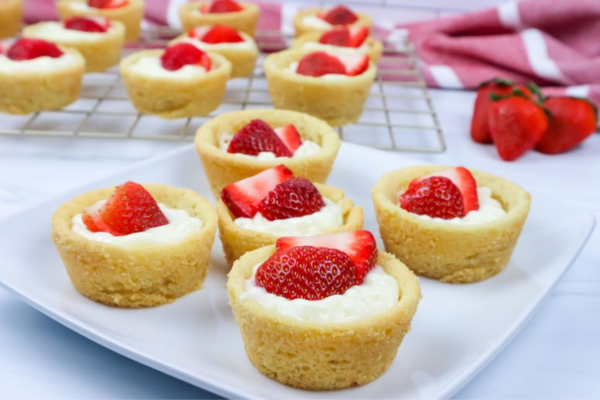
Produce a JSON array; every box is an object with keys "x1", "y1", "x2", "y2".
[
  {"x1": 521, "y1": 28, "x2": 568, "y2": 84},
  {"x1": 429, "y1": 65, "x2": 463, "y2": 89}
]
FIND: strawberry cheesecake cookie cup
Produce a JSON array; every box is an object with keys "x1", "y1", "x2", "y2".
[
  {"x1": 217, "y1": 165, "x2": 364, "y2": 264},
  {"x1": 228, "y1": 231, "x2": 421, "y2": 390},
  {"x1": 372, "y1": 166, "x2": 531, "y2": 283},
  {"x1": 195, "y1": 109, "x2": 341, "y2": 197},
  {"x1": 264, "y1": 49, "x2": 376, "y2": 126},
  {"x1": 57, "y1": 0, "x2": 144, "y2": 42},
  {"x1": 51, "y1": 181, "x2": 218, "y2": 308},
  {"x1": 293, "y1": 5, "x2": 372, "y2": 37},
  {"x1": 0, "y1": 0, "x2": 23, "y2": 40},
  {"x1": 120, "y1": 43, "x2": 231, "y2": 118},
  {"x1": 179, "y1": 0, "x2": 260, "y2": 37},
  {"x1": 170, "y1": 25, "x2": 258, "y2": 78},
  {"x1": 0, "y1": 39, "x2": 84, "y2": 114},
  {"x1": 23, "y1": 17, "x2": 125, "y2": 73}
]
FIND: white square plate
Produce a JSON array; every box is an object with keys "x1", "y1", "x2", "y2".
[{"x1": 0, "y1": 143, "x2": 594, "y2": 399}]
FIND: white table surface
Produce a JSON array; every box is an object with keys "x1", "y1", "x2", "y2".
[{"x1": 1, "y1": 89, "x2": 599, "y2": 399}]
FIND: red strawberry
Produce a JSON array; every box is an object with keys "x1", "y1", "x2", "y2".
[
  {"x1": 88, "y1": 0, "x2": 128, "y2": 9},
  {"x1": 257, "y1": 177, "x2": 325, "y2": 221},
  {"x1": 82, "y1": 181, "x2": 168, "y2": 236},
  {"x1": 273, "y1": 124, "x2": 302, "y2": 153},
  {"x1": 413, "y1": 167, "x2": 479, "y2": 214},
  {"x1": 489, "y1": 95, "x2": 548, "y2": 161},
  {"x1": 349, "y1": 26, "x2": 369, "y2": 47},
  {"x1": 471, "y1": 79, "x2": 532, "y2": 144},
  {"x1": 205, "y1": 0, "x2": 242, "y2": 13},
  {"x1": 227, "y1": 119, "x2": 292, "y2": 157},
  {"x1": 319, "y1": 5, "x2": 358, "y2": 25},
  {"x1": 337, "y1": 53, "x2": 369, "y2": 76},
  {"x1": 6, "y1": 39, "x2": 63, "y2": 61},
  {"x1": 256, "y1": 246, "x2": 357, "y2": 301},
  {"x1": 161, "y1": 43, "x2": 211, "y2": 71},
  {"x1": 64, "y1": 17, "x2": 110, "y2": 33},
  {"x1": 319, "y1": 28, "x2": 351, "y2": 47},
  {"x1": 200, "y1": 25, "x2": 244, "y2": 44},
  {"x1": 535, "y1": 97, "x2": 598, "y2": 154},
  {"x1": 276, "y1": 230, "x2": 377, "y2": 284},
  {"x1": 220, "y1": 165, "x2": 294, "y2": 218},
  {"x1": 400, "y1": 176, "x2": 465, "y2": 219},
  {"x1": 296, "y1": 51, "x2": 346, "y2": 77}
]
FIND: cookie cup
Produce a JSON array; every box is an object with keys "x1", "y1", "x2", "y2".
[
  {"x1": 0, "y1": 47, "x2": 84, "y2": 114},
  {"x1": 264, "y1": 49, "x2": 377, "y2": 126},
  {"x1": 57, "y1": 0, "x2": 144, "y2": 42},
  {"x1": 169, "y1": 32, "x2": 258, "y2": 78},
  {"x1": 0, "y1": 0, "x2": 22, "y2": 39},
  {"x1": 120, "y1": 50, "x2": 231, "y2": 119},
  {"x1": 372, "y1": 165, "x2": 531, "y2": 283},
  {"x1": 51, "y1": 184, "x2": 218, "y2": 308},
  {"x1": 217, "y1": 183, "x2": 363, "y2": 265},
  {"x1": 23, "y1": 20, "x2": 125, "y2": 73},
  {"x1": 292, "y1": 31, "x2": 383, "y2": 63},
  {"x1": 293, "y1": 8, "x2": 372, "y2": 37},
  {"x1": 228, "y1": 246, "x2": 421, "y2": 390},
  {"x1": 195, "y1": 109, "x2": 342, "y2": 197},
  {"x1": 179, "y1": 1, "x2": 260, "y2": 37}
]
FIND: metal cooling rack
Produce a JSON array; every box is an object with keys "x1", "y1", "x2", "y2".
[{"x1": 0, "y1": 26, "x2": 446, "y2": 153}]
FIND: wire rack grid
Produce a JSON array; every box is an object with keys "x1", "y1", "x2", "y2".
[{"x1": 0, "y1": 26, "x2": 446, "y2": 153}]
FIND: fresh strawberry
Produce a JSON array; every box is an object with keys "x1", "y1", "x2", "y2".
[
  {"x1": 400, "y1": 176, "x2": 465, "y2": 219},
  {"x1": 319, "y1": 28, "x2": 351, "y2": 47},
  {"x1": 205, "y1": 0, "x2": 243, "y2": 13},
  {"x1": 337, "y1": 53, "x2": 369, "y2": 76},
  {"x1": 471, "y1": 79, "x2": 532, "y2": 144},
  {"x1": 296, "y1": 51, "x2": 345, "y2": 77},
  {"x1": 6, "y1": 39, "x2": 63, "y2": 61},
  {"x1": 349, "y1": 26, "x2": 369, "y2": 47},
  {"x1": 82, "y1": 181, "x2": 168, "y2": 236},
  {"x1": 258, "y1": 177, "x2": 325, "y2": 221},
  {"x1": 220, "y1": 165, "x2": 294, "y2": 218},
  {"x1": 273, "y1": 124, "x2": 302, "y2": 153},
  {"x1": 412, "y1": 167, "x2": 479, "y2": 214},
  {"x1": 161, "y1": 43, "x2": 211, "y2": 71},
  {"x1": 188, "y1": 26, "x2": 209, "y2": 38},
  {"x1": 200, "y1": 25, "x2": 244, "y2": 44},
  {"x1": 535, "y1": 97, "x2": 598, "y2": 154},
  {"x1": 64, "y1": 17, "x2": 110, "y2": 33},
  {"x1": 227, "y1": 119, "x2": 292, "y2": 157},
  {"x1": 319, "y1": 5, "x2": 358, "y2": 25},
  {"x1": 276, "y1": 230, "x2": 377, "y2": 284},
  {"x1": 488, "y1": 95, "x2": 548, "y2": 161},
  {"x1": 256, "y1": 246, "x2": 357, "y2": 300},
  {"x1": 88, "y1": 0, "x2": 128, "y2": 9}
]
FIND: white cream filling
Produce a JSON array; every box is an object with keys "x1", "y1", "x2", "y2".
[
  {"x1": 218, "y1": 133, "x2": 322, "y2": 160},
  {"x1": 28, "y1": 22, "x2": 114, "y2": 43},
  {"x1": 181, "y1": 36, "x2": 256, "y2": 51},
  {"x1": 303, "y1": 41, "x2": 369, "y2": 53},
  {"x1": 241, "y1": 264, "x2": 398, "y2": 323},
  {"x1": 128, "y1": 55, "x2": 207, "y2": 79},
  {"x1": 286, "y1": 61, "x2": 350, "y2": 80},
  {"x1": 0, "y1": 53, "x2": 78, "y2": 73},
  {"x1": 234, "y1": 198, "x2": 343, "y2": 237},
  {"x1": 71, "y1": 200, "x2": 203, "y2": 248},
  {"x1": 301, "y1": 14, "x2": 333, "y2": 29}
]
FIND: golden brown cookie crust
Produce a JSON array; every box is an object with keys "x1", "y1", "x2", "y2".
[
  {"x1": 264, "y1": 48, "x2": 377, "y2": 126},
  {"x1": 293, "y1": 7, "x2": 372, "y2": 37},
  {"x1": 179, "y1": 1, "x2": 260, "y2": 37},
  {"x1": 23, "y1": 20, "x2": 125, "y2": 73},
  {"x1": 372, "y1": 165, "x2": 532, "y2": 283},
  {"x1": 228, "y1": 246, "x2": 421, "y2": 390},
  {"x1": 292, "y1": 32, "x2": 383, "y2": 63},
  {"x1": 51, "y1": 184, "x2": 218, "y2": 308},
  {"x1": 120, "y1": 50, "x2": 231, "y2": 119},
  {"x1": 0, "y1": 0, "x2": 23, "y2": 39},
  {"x1": 217, "y1": 183, "x2": 364, "y2": 265},
  {"x1": 195, "y1": 108, "x2": 342, "y2": 197}
]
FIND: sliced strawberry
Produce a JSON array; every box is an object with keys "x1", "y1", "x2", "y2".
[
  {"x1": 161, "y1": 43, "x2": 211, "y2": 71},
  {"x1": 88, "y1": 0, "x2": 128, "y2": 9},
  {"x1": 64, "y1": 17, "x2": 110, "y2": 33},
  {"x1": 319, "y1": 5, "x2": 358, "y2": 25},
  {"x1": 412, "y1": 167, "x2": 479, "y2": 214},
  {"x1": 188, "y1": 26, "x2": 209, "y2": 38},
  {"x1": 258, "y1": 178, "x2": 325, "y2": 221},
  {"x1": 220, "y1": 165, "x2": 294, "y2": 218},
  {"x1": 337, "y1": 53, "x2": 369, "y2": 76},
  {"x1": 276, "y1": 230, "x2": 377, "y2": 284},
  {"x1": 349, "y1": 26, "x2": 369, "y2": 47},
  {"x1": 206, "y1": 0, "x2": 243, "y2": 13},
  {"x1": 256, "y1": 246, "x2": 357, "y2": 300},
  {"x1": 319, "y1": 28, "x2": 351, "y2": 47},
  {"x1": 227, "y1": 119, "x2": 292, "y2": 157},
  {"x1": 296, "y1": 51, "x2": 345, "y2": 77},
  {"x1": 6, "y1": 39, "x2": 63, "y2": 61},
  {"x1": 400, "y1": 176, "x2": 465, "y2": 219},
  {"x1": 82, "y1": 213, "x2": 100, "y2": 232},
  {"x1": 273, "y1": 124, "x2": 302, "y2": 153},
  {"x1": 200, "y1": 25, "x2": 244, "y2": 44}
]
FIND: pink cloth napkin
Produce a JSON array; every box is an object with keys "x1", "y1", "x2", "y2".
[{"x1": 398, "y1": 0, "x2": 600, "y2": 104}]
